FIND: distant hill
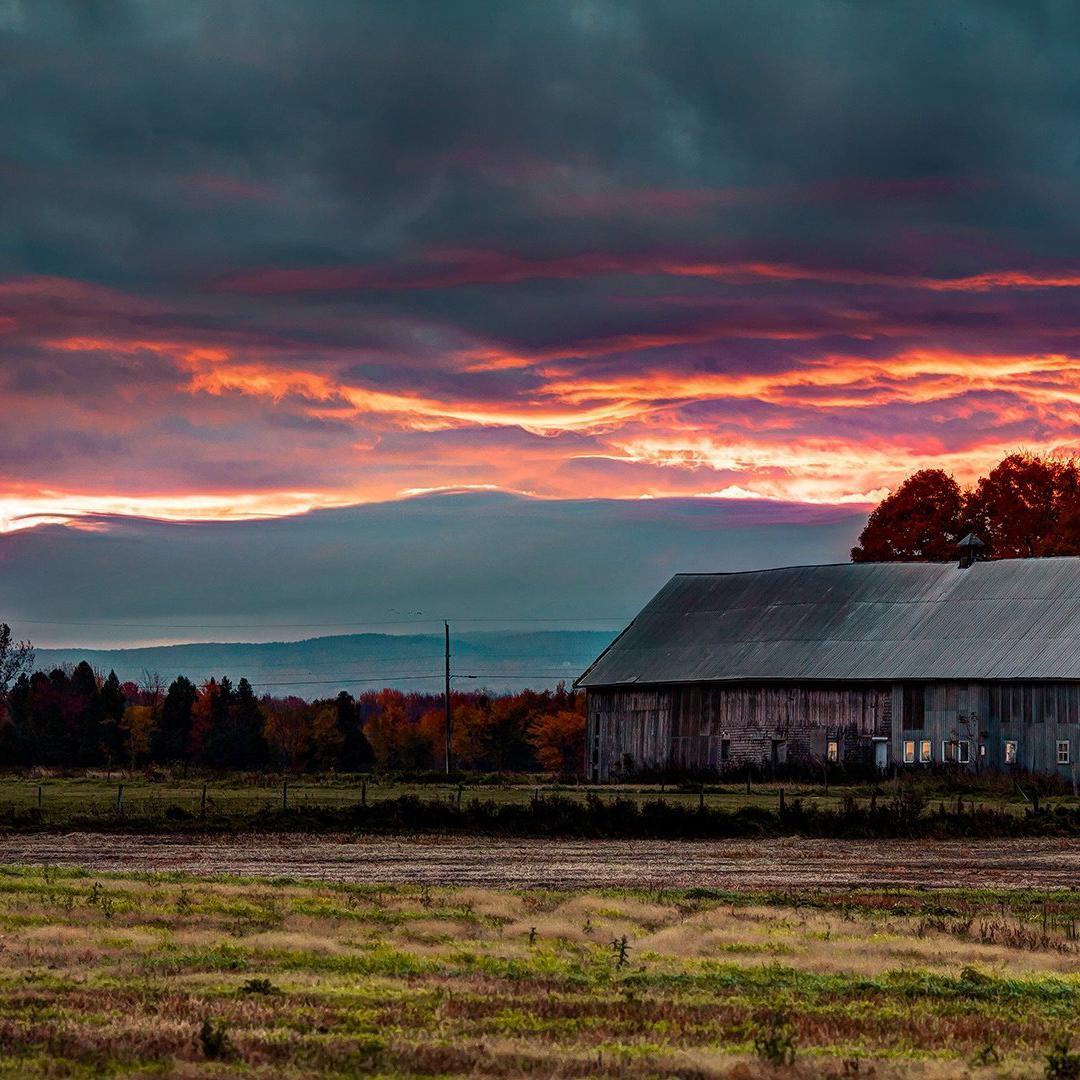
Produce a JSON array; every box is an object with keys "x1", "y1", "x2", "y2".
[{"x1": 33, "y1": 630, "x2": 618, "y2": 699}]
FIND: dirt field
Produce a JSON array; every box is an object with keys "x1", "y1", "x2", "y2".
[{"x1": 3, "y1": 832, "x2": 1079, "y2": 888}]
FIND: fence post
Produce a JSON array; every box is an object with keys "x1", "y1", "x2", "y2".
[
  {"x1": 116, "y1": 783, "x2": 124, "y2": 816},
  {"x1": 361, "y1": 779, "x2": 367, "y2": 808},
  {"x1": 456, "y1": 783, "x2": 463, "y2": 810},
  {"x1": 778, "y1": 787, "x2": 785, "y2": 815},
  {"x1": 37, "y1": 785, "x2": 42, "y2": 815},
  {"x1": 699, "y1": 784, "x2": 705, "y2": 812},
  {"x1": 200, "y1": 783, "x2": 207, "y2": 820},
  {"x1": 282, "y1": 779, "x2": 288, "y2": 812}
]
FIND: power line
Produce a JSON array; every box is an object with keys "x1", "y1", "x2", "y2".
[
  {"x1": 238, "y1": 653, "x2": 446, "y2": 670},
  {"x1": 17, "y1": 616, "x2": 627, "y2": 630},
  {"x1": 247, "y1": 670, "x2": 578, "y2": 688},
  {"x1": 249, "y1": 674, "x2": 444, "y2": 688}
]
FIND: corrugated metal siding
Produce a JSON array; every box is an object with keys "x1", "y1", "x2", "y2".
[
  {"x1": 577, "y1": 558, "x2": 1080, "y2": 687},
  {"x1": 893, "y1": 680, "x2": 1080, "y2": 779}
]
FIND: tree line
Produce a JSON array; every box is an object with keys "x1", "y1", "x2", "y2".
[
  {"x1": 852, "y1": 452, "x2": 1080, "y2": 562},
  {"x1": 0, "y1": 647, "x2": 586, "y2": 776}
]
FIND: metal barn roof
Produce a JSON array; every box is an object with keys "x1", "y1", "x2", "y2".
[{"x1": 576, "y1": 557, "x2": 1080, "y2": 687}]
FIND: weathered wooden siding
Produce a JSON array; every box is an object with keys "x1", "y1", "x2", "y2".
[
  {"x1": 586, "y1": 683, "x2": 890, "y2": 780},
  {"x1": 591, "y1": 679, "x2": 1080, "y2": 779}
]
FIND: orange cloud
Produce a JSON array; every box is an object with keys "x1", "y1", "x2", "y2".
[{"x1": 12, "y1": 303, "x2": 1080, "y2": 526}]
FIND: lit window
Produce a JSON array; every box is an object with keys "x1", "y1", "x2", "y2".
[
  {"x1": 919, "y1": 739, "x2": 932, "y2": 763},
  {"x1": 957, "y1": 740, "x2": 970, "y2": 764},
  {"x1": 1058, "y1": 740, "x2": 1070, "y2": 765},
  {"x1": 827, "y1": 740, "x2": 839, "y2": 763},
  {"x1": 903, "y1": 740, "x2": 915, "y2": 764},
  {"x1": 1004, "y1": 740, "x2": 1017, "y2": 764}
]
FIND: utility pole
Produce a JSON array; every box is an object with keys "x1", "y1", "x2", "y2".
[{"x1": 444, "y1": 621, "x2": 452, "y2": 774}]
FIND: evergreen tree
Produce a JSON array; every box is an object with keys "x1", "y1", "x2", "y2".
[
  {"x1": 201, "y1": 677, "x2": 267, "y2": 768},
  {"x1": 69, "y1": 662, "x2": 105, "y2": 766},
  {"x1": 233, "y1": 678, "x2": 268, "y2": 768},
  {"x1": 1, "y1": 673, "x2": 31, "y2": 766},
  {"x1": 334, "y1": 691, "x2": 373, "y2": 770},
  {"x1": 99, "y1": 670, "x2": 126, "y2": 767},
  {"x1": 33, "y1": 670, "x2": 72, "y2": 766},
  {"x1": 152, "y1": 676, "x2": 198, "y2": 764}
]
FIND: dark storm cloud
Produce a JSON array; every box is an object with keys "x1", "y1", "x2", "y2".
[{"x1": 6, "y1": 0, "x2": 1080, "y2": 286}]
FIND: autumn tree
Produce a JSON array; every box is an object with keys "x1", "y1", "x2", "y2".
[
  {"x1": 851, "y1": 469, "x2": 966, "y2": 562},
  {"x1": 263, "y1": 696, "x2": 313, "y2": 771},
  {"x1": 965, "y1": 453, "x2": 1068, "y2": 558},
  {"x1": 529, "y1": 710, "x2": 586, "y2": 776},
  {"x1": 123, "y1": 704, "x2": 155, "y2": 767},
  {"x1": 187, "y1": 678, "x2": 224, "y2": 766}
]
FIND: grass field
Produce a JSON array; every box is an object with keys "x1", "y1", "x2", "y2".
[
  {"x1": 0, "y1": 773, "x2": 1065, "y2": 827},
  {"x1": 1, "y1": 866, "x2": 1080, "y2": 1076}
]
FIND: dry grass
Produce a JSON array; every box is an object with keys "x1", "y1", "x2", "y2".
[{"x1": 0, "y1": 864, "x2": 1076, "y2": 1076}]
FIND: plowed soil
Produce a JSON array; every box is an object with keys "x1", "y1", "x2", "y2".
[{"x1": 1, "y1": 833, "x2": 1077, "y2": 889}]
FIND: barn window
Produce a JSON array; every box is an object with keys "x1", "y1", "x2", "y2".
[
  {"x1": 919, "y1": 739, "x2": 932, "y2": 763},
  {"x1": 1004, "y1": 740, "x2": 1017, "y2": 764},
  {"x1": 903, "y1": 740, "x2": 915, "y2": 764},
  {"x1": 903, "y1": 683, "x2": 925, "y2": 729},
  {"x1": 1058, "y1": 740, "x2": 1070, "y2": 765},
  {"x1": 827, "y1": 740, "x2": 839, "y2": 763},
  {"x1": 941, "y1": 740, "x2": 969, "y2": 764},
  {"x1": 719, "y1": 738, "x2": 731, "y2": 763}
]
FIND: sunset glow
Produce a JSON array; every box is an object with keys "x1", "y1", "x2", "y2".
[{"x1": 4, "y1": 3, "x2": 1080, "y2": 540}]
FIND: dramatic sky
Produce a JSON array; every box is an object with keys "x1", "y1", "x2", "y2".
[{"x1": 3, "y1": 2, "x2": 1080, "y2": 640}]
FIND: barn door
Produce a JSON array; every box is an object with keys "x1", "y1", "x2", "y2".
[{"x1": 874, "y1": 739, "x2": 888, "y2": 770}]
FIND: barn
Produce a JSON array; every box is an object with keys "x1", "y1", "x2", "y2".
[{"x1": 576, "y1": 546, "x2": 1080, "y2": 780}]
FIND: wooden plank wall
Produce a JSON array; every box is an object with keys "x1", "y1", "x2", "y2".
[{"x1": 586, "y1": 683, "x2": 891, "y2": 780}]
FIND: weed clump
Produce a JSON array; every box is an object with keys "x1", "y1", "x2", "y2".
[
  {"x1": 752, "y1": 1009, "x2": 797, "y2": 1067},
  {"x1": 1047, "y1": 1039, "x2": 1080, "y2": 1080},
  {"x1": 198, "y1": 1018, "x2": 233, "y2": 1060},
  {"x1": 971, "y1": 1041, "x2": 1001, "y2": 1067}
]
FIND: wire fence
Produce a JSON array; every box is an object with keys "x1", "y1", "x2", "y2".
[{"x1": 0, "y1": 777, "x2": 869, "y2": 823}]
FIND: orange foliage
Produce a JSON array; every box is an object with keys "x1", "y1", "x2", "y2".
[
  {"x1": 528, "y1": 710, "x2": 586, "y2": 775},
  {"x1": 354, "y1": 684, "x2": 584, "y2": 775},
  {"x1": 853, "y1": 452, "x2": 1080, "y2": 563}
]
